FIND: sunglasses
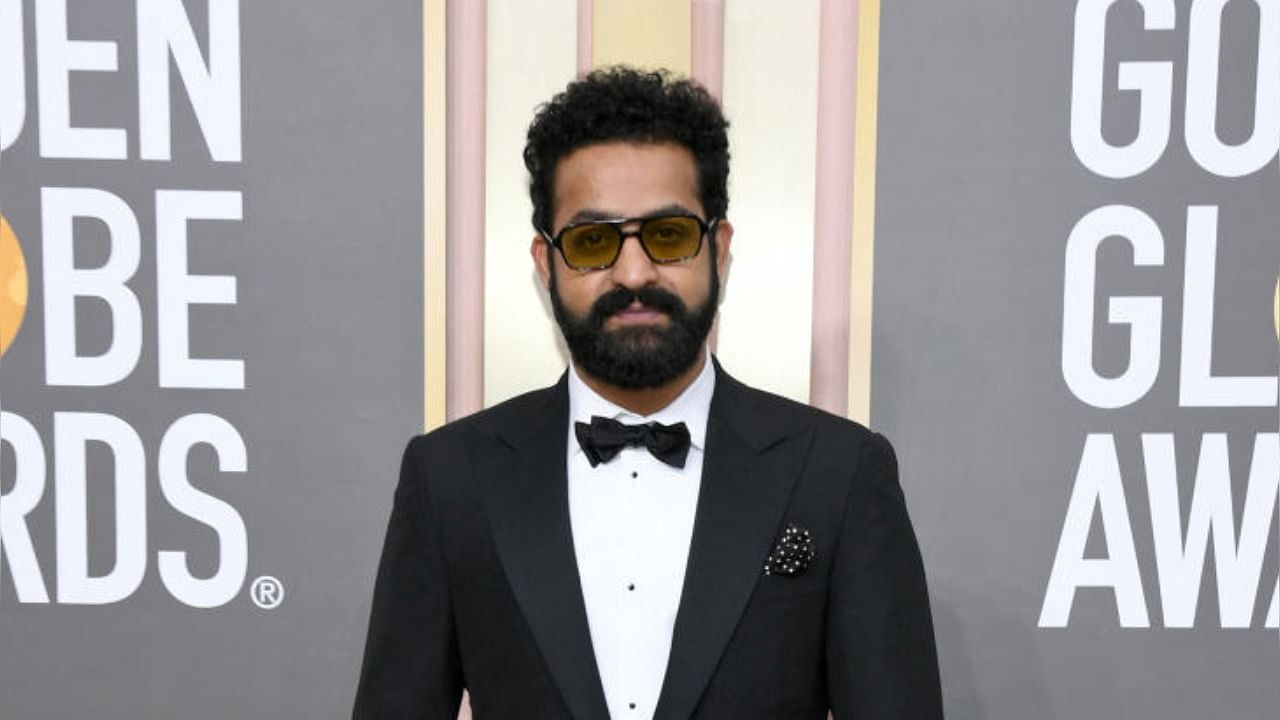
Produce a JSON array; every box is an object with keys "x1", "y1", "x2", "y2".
[{"x1": 541, "y1": 213, "x2": 718, "y2": 270}]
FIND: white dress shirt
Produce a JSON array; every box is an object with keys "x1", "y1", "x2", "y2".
[{"x1": 566, "y1": 357, "x2": 714, "y2": 720}]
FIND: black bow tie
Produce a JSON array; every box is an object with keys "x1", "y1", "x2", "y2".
[{"x1": 574, "y1": 416, "x2": 692, "y2": 469}]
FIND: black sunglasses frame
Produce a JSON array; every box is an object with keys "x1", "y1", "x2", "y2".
[{"x1": 540, "y1": 213, "x2": 719, "y2": 271}]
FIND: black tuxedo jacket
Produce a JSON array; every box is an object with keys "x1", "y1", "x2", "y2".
[{"x1": 354, "y1": 364, "x2": 942, "y2": 719}]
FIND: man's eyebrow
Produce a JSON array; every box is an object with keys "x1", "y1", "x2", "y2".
[
  {"x1": 563, "y1": 209, "x2": 618, "y2": 225},
  {"x1": 641, "y1": 204, "x2": 698, "y2": 218},
  {"x1": 562, "y1": 204, "x2": 699, "y2": 225}
]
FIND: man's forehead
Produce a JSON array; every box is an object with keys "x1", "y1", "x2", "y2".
[{"x1": 550, "y1": 142, "x2": 701, "y2": 215}]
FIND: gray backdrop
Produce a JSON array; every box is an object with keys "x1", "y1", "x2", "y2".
[
  {"x1": 1, "y1": 1, "x2": 422, "y2": 717},
  {"x1": 3, "y1": 1, "x2": 1278, "y2": 719},
  {"x1": 876, "y1": 1, "x2": 1279, "y2": 719}
]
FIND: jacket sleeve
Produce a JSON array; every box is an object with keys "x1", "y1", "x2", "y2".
[
  {"x1": 826, "y1": 432, "x2": 943, "y2": 719},
  {"x1": 353, "y1": 437, "x2": 463, "y2": 719}
]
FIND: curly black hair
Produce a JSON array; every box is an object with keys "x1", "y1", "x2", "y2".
[{"x1": 523, "y1": 66, "x2": 730, "y2": 233}]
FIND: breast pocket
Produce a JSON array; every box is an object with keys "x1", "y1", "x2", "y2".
[{"x1": 746, "y1": 573, "x2": 827, "y2": 623}]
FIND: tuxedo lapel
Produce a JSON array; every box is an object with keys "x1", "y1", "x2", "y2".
[
  {"x1": 653, "y1": 369, "x2": 814, "y2": 720},
  {"x1": 482, "y1": 378, "x2": 610, "y2": 720}
]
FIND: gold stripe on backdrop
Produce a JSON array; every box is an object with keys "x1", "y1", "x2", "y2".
[
  {"x1": 1272, "y1": 274, "x2": 1278, "y2": 339},
  {"x1": 424, "y1": 0, "x2": 447, "y2": 431},
  {"x1": 593, "y1": 0, "x2": 691, "y2": 72},
  {"x1": 847, "y1": 0, "x2": 880, "y2": 425}
]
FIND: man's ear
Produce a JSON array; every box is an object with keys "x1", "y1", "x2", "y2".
[
  {"x1": 531, "y1": 234, "x2": 551, "y2": 289},
  {"x1": 713, "y1": 219, "x2": 733, "y2": 279}
]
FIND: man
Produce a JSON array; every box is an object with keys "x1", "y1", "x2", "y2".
[{"x1": 354, "y1": 67, "x2": 942, "y2": 719}]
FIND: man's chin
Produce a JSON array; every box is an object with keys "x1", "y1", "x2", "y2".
[{"x1": 603, "y1": 330, "x2": 670, "y2": 355}]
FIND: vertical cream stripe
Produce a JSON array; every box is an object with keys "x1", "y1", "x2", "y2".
[
  {"x1": 689, "y1": 0, "x2": 723, "y2": 353},
  {"x1": 718, "y1": 0, "x2": 821, "y2": 403},
  {"x1": 1272, "y1": 274, "x2": 1278, "y2": 340},
  {"x1": 424, "y1": 0, "x2": 447, "y2": 431},
  {"x1": 847, "y1": 0, "x2": 880, "y2": 425},
  {"x1": 592, "y1": 0, "x2": 691, "y2": 72},
  {"x1": 483, "y1": 0, "x2": 579, "y2": 407}
]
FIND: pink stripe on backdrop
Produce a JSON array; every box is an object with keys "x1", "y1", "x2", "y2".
[
  {"x1": 690, "y1": 0, "x2": 724, "y2": 99},
  {"x1": 578, "y1": 0, "x2": 593, "y2": 75},
  {"x1": 808, "y1": 0, "x2": 860, "y2": 416},
  {"x1": 446, "y1": 0, "x2": 486, "y2": 423}
]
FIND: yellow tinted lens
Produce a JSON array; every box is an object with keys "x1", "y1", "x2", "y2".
[
  {"x1": 560, "y1": 224, "x2": 622, "y2": 268},
  {"x1": 640, "y1": 216, "x2": 701, "y2": 261}
]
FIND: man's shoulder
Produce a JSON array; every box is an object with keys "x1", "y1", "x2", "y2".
[
  {"x1": 715, "y1": 367, "x2": 878, "y2": 444},
  {"x1": 406, "y1": 379, "x2": 565, "y2": 453},
  {"x1": 715, "y1": 374, "x2": 898, "y2": 502}
]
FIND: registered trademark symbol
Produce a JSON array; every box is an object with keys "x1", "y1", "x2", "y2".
[{"x1": 249, "y1": 575, "x2": 285, "y2": 609}]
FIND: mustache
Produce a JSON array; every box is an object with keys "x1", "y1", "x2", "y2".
[{"x1": 588, "y1": 286, "x2": 687, "y2": 327}]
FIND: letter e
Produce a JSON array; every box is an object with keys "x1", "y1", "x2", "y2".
[{"x1": 156, "y1": 190, "x2": 244, "y2": 389}]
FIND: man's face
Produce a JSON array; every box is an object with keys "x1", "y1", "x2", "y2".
[{"x1": 531, "y1": 141, "x2": 732, "y2": 389}]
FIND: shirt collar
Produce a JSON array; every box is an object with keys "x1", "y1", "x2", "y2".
[{"x1": 567, "y1": 353, "x2": 715, "y2": 453}]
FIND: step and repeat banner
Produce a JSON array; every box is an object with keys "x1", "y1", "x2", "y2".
[
  {"x1": 1, "y1": 1, "x2": 1277, "y2": 719},
  {"x1": 875, "y1": 1, "x2": 1278, "y2": 719},
  {"x1": 1, "y1": 1, "x2": 423, "y2": 717}
]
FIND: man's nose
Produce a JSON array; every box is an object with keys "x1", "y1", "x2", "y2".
[{"x1": 608, "y1": 232, "x2": 659, "y2": 288}]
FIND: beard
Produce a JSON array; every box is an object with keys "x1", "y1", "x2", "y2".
[{"x1": 550, "y1": 261, "x2": 719, "y2": 390}]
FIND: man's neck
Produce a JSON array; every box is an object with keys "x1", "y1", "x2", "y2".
[{"x1": 574, "y1": 350, "x2": 708, "y2": 417}]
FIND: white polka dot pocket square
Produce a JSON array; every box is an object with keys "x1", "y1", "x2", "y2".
[{"x1": 763, "y1": 524, "x2": 815, "y2": 577}]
